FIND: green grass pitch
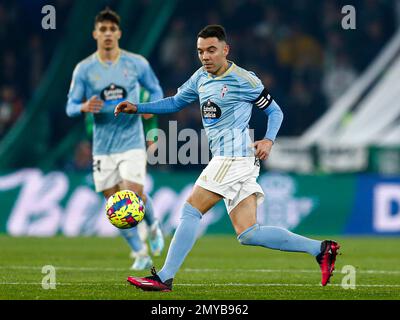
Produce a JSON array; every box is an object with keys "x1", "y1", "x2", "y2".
[{"x1": 0, "y1": 235, "x2": 399, "y2": 300}]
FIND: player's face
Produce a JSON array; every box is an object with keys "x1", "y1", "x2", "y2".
[
  {"x1": 93, "y1": 21, "x2": 121, "y2": 51},
  {"x1": 197, "y1": 37, "x2": 229, "y2": 75}
]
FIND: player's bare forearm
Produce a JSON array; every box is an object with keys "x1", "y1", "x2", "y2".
[
  {"x1": 253, "y1": 139, "x2": 273, "y2": 161},
  {"x1": 114, "y1": 101, "x2": 138, "y2": 116}
]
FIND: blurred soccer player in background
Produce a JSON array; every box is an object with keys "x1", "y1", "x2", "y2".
[
  {"x1": 115, "y1": 25, "x2": 340, "y2": 291},
  {"x1": 66, "y1": 8, "x2": 164, "y2": 270}
]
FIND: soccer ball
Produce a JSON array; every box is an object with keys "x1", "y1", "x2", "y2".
[{"x1": 105, "y1": 190, "x2": 145, "y2": 229}]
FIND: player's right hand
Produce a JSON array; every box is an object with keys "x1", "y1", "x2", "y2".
[
  {"x1": 81, "y1": 95, "x2": 103, "y2": 113},
  {"x1": 114, "y1": 101, "x2": 137, "y2": 116}
]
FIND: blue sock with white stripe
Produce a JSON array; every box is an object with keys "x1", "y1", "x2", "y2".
[
  {"x1": 238, "y1": 224, "x2": 321, "y2": 256},
  {"x1": 157, "y1": 202, "x2": 202, "y2": 282}
]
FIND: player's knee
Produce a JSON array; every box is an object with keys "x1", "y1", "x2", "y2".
[
  {"x1": 237, "y1": 224, "x2": 259, "y2": 246},
  {"x1": 186, "y1": 195, "x2": 195, "y2": 207},
  {"x1": 186, "y1": 197, "x2": 204, "y2": 214},
  {"x1": 186, "y1": 194, "x2": 199, "y2": 209}
]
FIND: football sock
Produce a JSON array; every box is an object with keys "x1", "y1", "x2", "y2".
[
  {"x1": 157, "y1": 202, "x2": 202, "y2": 282},
  {"x1": 238, "y1": 224, "x2": 322, "y2": 256},
  {"x1": 119, "y1": 227, "x2": 144, "y2": 253},
  {"x1": 143, "y1": 193, "x2": 156, "y2": 226}
]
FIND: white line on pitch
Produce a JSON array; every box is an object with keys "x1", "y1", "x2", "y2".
[
  {"x1": 1, "y1": 265, "x2": 400, "y2": 275},
  {"x1": 0, "y1": 282, "x2": 400, "y2": 288}
]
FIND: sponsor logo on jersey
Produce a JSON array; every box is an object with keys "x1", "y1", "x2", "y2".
[
  {"x1": 201, "y1": 99, "x2": 221, "y2": 124},
  {"x1": 100, "y1": 83, "x2": 127, "y2": 102}
]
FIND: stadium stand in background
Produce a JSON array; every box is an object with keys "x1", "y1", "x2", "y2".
[{"x1": 0, "y1": 0, "x2": 399, "y2": 173}]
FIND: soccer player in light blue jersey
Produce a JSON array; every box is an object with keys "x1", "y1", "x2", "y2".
[
  {"x1": 115, "y1": 25, "x2": 340, "y2": 290},
  {"x1": 66, "y1": 9, "x2": 164, "y2": 270}
]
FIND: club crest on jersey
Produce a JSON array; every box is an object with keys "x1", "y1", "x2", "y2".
[
  {"x1": 221, "y1": 84, "x2": 228, "y2": 98},
  {"x1": 100, "y1": 83, "x2": 127, "y2": 103},
  {"x1": 201, "y1": 99, "x2": 221, "y2": 124}
]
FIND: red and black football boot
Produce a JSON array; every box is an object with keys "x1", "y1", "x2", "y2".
[
  {"x1": 127, "y1": 266, "x2": 173, "y2": 292},
  {"x1": 316, "y1": 240, "x2": 341, "y2": 286}
]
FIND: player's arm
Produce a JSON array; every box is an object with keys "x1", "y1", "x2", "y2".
[
  {"x1": 66, "y1": 64, "x2": 103, "y2": 117},
  {"x1": 240, "y1": 72, "x2": 284, "y2": 160},
  {"x1": 114, "y1": 95, "x2": 187, "y2": 116},
  {"x1": 252, "y1": 88, "x2": 284, "y2": 160},
  {"x1": 253, "y1": 88, "x2": 284, "y2": 142},
  {"x1": 115, "y1": 73, "x2": 198, "y2": 116}
]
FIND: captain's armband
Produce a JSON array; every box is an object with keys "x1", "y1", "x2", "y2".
[{"x1": 252, "y1": 88, "x2": 272, "y2": 110}]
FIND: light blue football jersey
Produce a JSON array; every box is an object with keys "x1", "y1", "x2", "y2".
[
  {"x1": 176, "y1": 62, "x2": 264, "y2": 157},
  {"x1": 66, "y1": 49, "x2": 163, "y2": 155}
]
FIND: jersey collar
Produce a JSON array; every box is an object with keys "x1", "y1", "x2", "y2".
[
  {"x1": 207, "y1": 61, "x2": 236, "y2": 80},
  {"x1": 95, "y1": 49, "x2": 121, "y2": 67}
]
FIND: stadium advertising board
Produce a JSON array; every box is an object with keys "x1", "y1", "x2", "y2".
[
  {"x1": 345, "y1": 175, "x2": 400, "y2": 234},
  {"x1": 0, "y1": 169, "x2": 399, "y2": 236}
]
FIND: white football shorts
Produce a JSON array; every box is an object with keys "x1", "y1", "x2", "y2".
[
  {"x1": 92, "y1": 149, "x2": 147, "y2": 192},
  {"x1": 195, "y1": 156, "x2": 264, "y2": 213}
]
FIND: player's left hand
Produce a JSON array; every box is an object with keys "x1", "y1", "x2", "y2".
[{"x1": 253, "y1": 139, "x2": 273, "y2": 161}]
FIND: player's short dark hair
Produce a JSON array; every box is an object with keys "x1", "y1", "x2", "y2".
[
  {"x1": 95, "y1": 8, "x2": 120, "y2": 27},
  {"x1": 197, "y1": 25, "x2": 227, "y2": 42}
]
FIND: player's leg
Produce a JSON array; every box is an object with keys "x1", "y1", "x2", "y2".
[
  {"x1": 118, "y1": 148, "x2": 160, "y2": 231},
  {"x1": 127, "y1": 185, "x2": 223, "y2": 291},
  {"x1": 231, "y1": 194, "x2": 322, "y2": 255},
  {"x1": 156, "y1": 185, "x2": 222, "y2": 282},
  {"x1": 127, "y1": 157, "x2": 229, "y2": 291},
  {"x1": 143, "y1": 195, "x2": 164, "y2": 256},
  {"x1": 118, "y1": 149, "x2": 164, "y2": 258},
  {"x1": 102, "y1": 185, "x2": 119, "y2": 199},
  {"x1": 120, "y1": 181, "x2": 151, "y2": 222},
  {"x1": 231, "y1": 193, "x2": 340, "y2": 285},
  {"x1": 93, "y1": 153, "x2": 151, "y2": 270},
  {"x1": 120, "y1": 180, "x2": 165, "y2": 257},
  {"x1": 117, "y1": 180, "x2": 154, "y2": 270},
  {"x1": 103, "y1": 183, "x2": 151, "y2": 270},
  {"x1": 120, "y1": 180, "x2": 162, "y2": 247}
]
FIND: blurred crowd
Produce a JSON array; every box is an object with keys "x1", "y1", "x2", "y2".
[
  {"x1": 0, "y1": 0, "x2": 73, "y2": 139},
  {"x1": 0, "y1": 0, "x2": 398, "y2": 170}
]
